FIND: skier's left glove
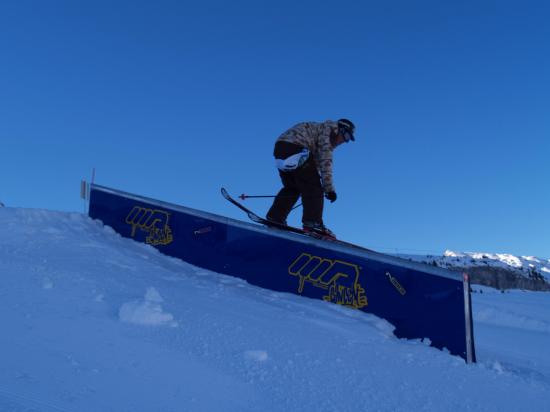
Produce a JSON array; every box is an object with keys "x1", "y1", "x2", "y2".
[{"x1": 325, "y1": 191, "x2": 337, "y2": 203}]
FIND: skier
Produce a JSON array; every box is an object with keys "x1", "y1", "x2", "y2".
[{"x1": 266, "y1": 118, "x2": 355, "y2": 239}]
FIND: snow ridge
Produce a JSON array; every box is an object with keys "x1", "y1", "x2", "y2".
[{"x1": 443, "y1": 250, "x2": 550, "y2": 280}]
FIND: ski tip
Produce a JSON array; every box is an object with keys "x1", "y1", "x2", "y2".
[{"x1": 220, "y1": 187, "x2": 229, "y2": 198}]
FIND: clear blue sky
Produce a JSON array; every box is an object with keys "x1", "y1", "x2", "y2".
[{"x1": 1, "y1": 0, "x2": 548, "y2": 257}]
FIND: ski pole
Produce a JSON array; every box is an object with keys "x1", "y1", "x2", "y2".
[
  {"x1": 239, "y1": 193, "x2": 324, "y2": 201},
  {"x1": 239, "y1": 194, "x2": 278, "y2": 200}
]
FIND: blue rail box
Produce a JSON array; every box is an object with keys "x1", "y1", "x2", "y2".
[{"x1": 89, "y1": 184, "x2": 476, "y2": 362}]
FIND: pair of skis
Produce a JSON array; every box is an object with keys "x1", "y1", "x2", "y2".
[{"x1": 221, "y1": 188, "x2": 374, "y2": 252}]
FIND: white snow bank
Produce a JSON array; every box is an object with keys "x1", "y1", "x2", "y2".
[{"x1": 0, "y1": 207, "x2": 549, "y2": 411}]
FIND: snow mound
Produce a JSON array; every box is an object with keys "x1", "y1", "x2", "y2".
[
  {"x1": 244, "y1": 350, "x2": 269, "y2": 362},
  {"x1": 119, "y1": 287, "x2": 178, "y2": 327}
]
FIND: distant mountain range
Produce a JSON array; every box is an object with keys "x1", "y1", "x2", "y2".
[{"x1": 402, "y1": 251, "x2": 550, "y2": 291}]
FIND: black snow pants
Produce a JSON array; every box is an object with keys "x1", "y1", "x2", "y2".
[{"x1": 266, "y1": 141, "x2": 324, "y2": 225}]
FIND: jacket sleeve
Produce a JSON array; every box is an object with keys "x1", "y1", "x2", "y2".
[{"x1": 316, "y1": 123, "x2": 336, "y2": 193}]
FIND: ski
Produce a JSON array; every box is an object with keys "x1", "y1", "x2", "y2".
[
  {"x1": 221, "y1": 188, "x2": 377, "y2": 253},
  {"x1": 221, "y1": 188, "x2": 310, "y2": 236}
]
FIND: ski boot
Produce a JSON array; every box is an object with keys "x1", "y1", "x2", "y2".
[{"x1": 302, "y1": 222, "x2": 337, "y2": 240}]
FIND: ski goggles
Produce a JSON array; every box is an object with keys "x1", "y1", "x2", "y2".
[{"x1": 339, "y1": 126, "x2": 355, "y2": 142}]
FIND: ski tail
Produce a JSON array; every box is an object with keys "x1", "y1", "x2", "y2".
[{"x1": 221, "y1": 188, "x2": 264, "y2": 223}]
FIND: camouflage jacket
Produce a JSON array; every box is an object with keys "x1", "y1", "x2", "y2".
[{"x1": 276, "y1": 120, "x2": 338, "y2": 192}]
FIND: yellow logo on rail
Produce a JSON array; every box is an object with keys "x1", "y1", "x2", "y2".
[
  {"x1": 125, "y1": 206, "x2": 173, "y2": 246},
  {"x1": 288, "y1": 253, "x2": 368, "y2": 309}
]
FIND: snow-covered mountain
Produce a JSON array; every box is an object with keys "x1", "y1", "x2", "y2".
[
  {"x1": 403, "y1": 250, "x2": 550, "y2": 291},
  {"x1": 1, "y1": 207, "x2": 549, "y2": 411}
]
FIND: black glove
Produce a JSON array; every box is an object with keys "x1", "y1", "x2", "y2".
[{"x1": 325, "y1": 191, "x2": 337, "y2": 203}]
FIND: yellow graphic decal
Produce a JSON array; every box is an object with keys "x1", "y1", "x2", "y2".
[
  {"x1": 288, "y1": 253, "x2": 368, "y2": 309},
  {"x1": 125, "y1": 206, "x2": 174, "y2": 246}
]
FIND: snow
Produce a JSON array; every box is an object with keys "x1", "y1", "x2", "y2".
[
  {"x1": 443, "y1": 250, "x2": 550, "y2": 278},
  {"x1": 0, "y1": 207, "x2": 549, "y2": 411},
  {"x1": 118, "y1": 287, "x2": 178, "y2": 327},
  {"x1": 403, "y1": 249, "x2": 550, "y2": 283}
]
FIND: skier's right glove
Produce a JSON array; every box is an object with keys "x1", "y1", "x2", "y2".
[{"x1": 325, "y1": 191, "x2": 337, "y2": 203}]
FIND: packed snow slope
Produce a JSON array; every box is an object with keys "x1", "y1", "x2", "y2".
[{"x1": 1, "y1": 208, "x2": 549, "y2": 412}]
